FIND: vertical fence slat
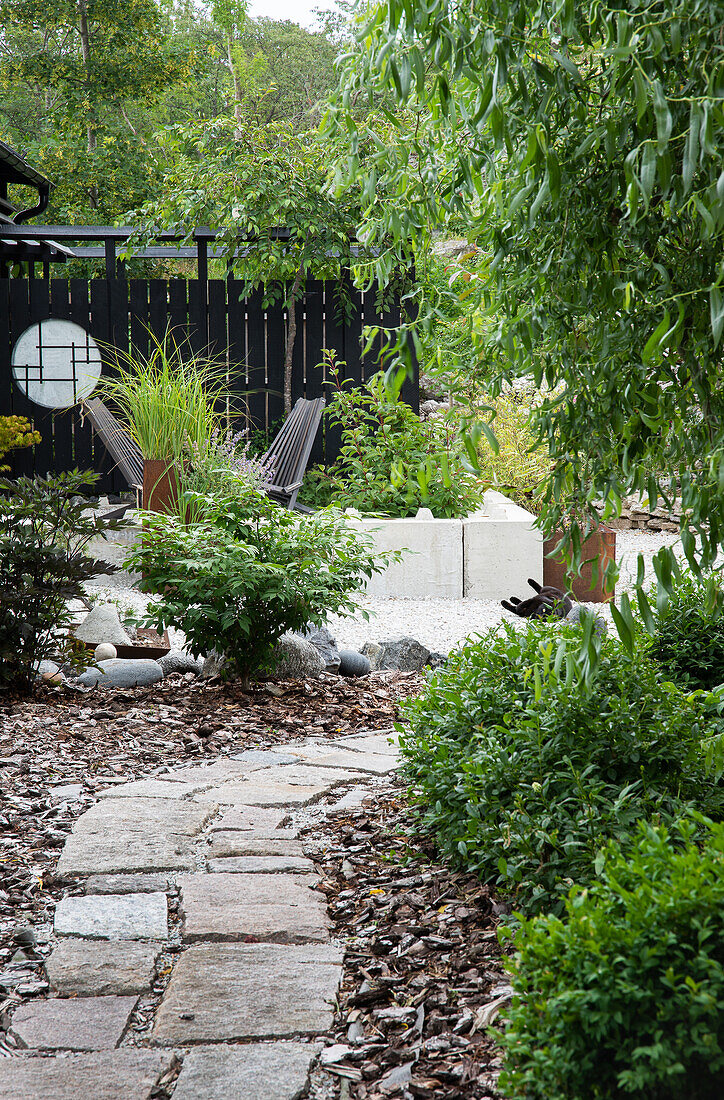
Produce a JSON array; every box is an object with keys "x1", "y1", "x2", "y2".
[
  {"x1": 187, "y1": 279, "x2": 207, "y2": 355},
  {"x1": 244, "y1": 286, "x2": 267, "y2": 435},
  {"x1": 265, "y1": 287, "x2": 285, "y2": 431},
  {"x1": 168, "y1": 280, "x2": 188, "y2": 343},
  {"x1": 322, "y1": 280, "x2": 346, "y2": 464},
  {"x1": 0, "y1": 282, "x2": 12, "y2": 455},
  {"x1": 129, "y1": 280, "x2": 150, "y2": 362},
  {"x1": 8, "y1": 279, "x2": 36, "y2": 477},
  {"x1": 148, "y1": 279, "x2": 167, "y2": 343},
  {"x1": 303, "y1": 281, "x2": 325, "y2": 465},
  {"x1": 88, "y1": 279, "x2": 119, "y2": 493}
]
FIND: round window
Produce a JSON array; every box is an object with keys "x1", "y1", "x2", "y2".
[{"x1": 11, "y1": 320, "x2": 103, "y2": 409}]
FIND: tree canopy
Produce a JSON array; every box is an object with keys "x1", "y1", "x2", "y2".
[{"x1": 330, "y1": 0, "x2": 724, "y2": 607}]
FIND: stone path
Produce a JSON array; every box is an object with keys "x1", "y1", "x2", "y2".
[{"x1": 0, "y1": 730, "x2": 400, "y2": 1100}]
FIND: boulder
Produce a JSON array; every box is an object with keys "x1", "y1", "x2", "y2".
[
  {"x1": 338, "y1": 650, "x2": 371, "y2": 677},
  {"x1": 377, "y1": 637, "x2": 431, "y2": 672},
  {"x1": 77, "y1": 659, "x2": 163, "y2": 690},
  {"x1": 299, "y1": 625, "x2": 341, "y2": 673},
  {"x1": 565, "y1": 603, "x2": 609, "y2": 637},
  {"x1": 201, "y1": 651, "x2": 227, "y2": 679},
  {"x1": 74, "y1": 604, "x2": 132, "y2": 647},
  {"x1": 272, "y1": 635, "x2": 324, "y2": 680},
  {"x1": 158, "y1": 651, "x2": 203, "y2": 677},
  {"x1": 427, "y1": 651, "x2": 447, "y2": 669}
]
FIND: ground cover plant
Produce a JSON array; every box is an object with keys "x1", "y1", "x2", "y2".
[
  {"x1": 399, "y1": 621, "x2": 723, "y2": 914},
  {"x1": 126, "y1": 486, "x2": 386, "y2": 682},
  {"x1": 499, "y1": 815, "x2": 724, "y2": 1100},
  {"x1": 0, "y1": 470, "x2": 127, "y2": 694},
  {"x1": 299, "y1": 358, "x2": 482, "y2": 517},
  {"x1": 645, "y1": 569, "x2": 724, "y2": 692}
]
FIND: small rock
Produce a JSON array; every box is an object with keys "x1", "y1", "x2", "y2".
[
  {"x1": 300, "y1": 625, "x2": 341, "y2": 673},
  {"x1": 201, "y1": 651, "x2": 227, "y2": 679},
  {"x1": 377, "y1": 637, "x2": 431, "y2": 672},
  {"x1": 76, "y1": 658, "x2": 163, "y2": 689},
  {"x1": 272, "y1": 635, "x2": 324, "y2": 680},
  {"x1": 74, "y1": 604, "x2": 132, "y2": 646},
  {"x1": 360, "y1": 642, "x2": 383, "y2": 670},
  {"x1": 158, "y1": 650, "x2": 203, "y2": 677},
  {"x1": 338, "y1": 650, "x2": 371, "y2": 677},
  {"x1": 94, "y1": 643, "x2": 117, "y2": 662},
  {"x1": 427, "y1": 651, "x2": 447, "y2": 669},
  {"x1": 13, "y1": 926, "x2": 36, "y2": 949}
]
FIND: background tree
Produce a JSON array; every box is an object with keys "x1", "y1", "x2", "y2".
[{"x1": 328, "y1": 0, "x2": 724, "y2": 618}]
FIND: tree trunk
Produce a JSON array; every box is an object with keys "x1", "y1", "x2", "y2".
[
  {"x1": 283, "y1": 266, "x2": 305, "y2": 415},
  {"x1": 77, "y1": 0, "x2": 98, "y2": 208}
]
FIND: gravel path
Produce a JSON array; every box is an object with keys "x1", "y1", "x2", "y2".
[{"x1": 85, "y1": 529, "x2": 684, "y2": 657}]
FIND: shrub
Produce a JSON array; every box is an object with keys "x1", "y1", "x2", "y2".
[
  {"x1": 475, "y1": 391, "x2": 552, "y2": 514},
  {"x1": 0, "y1": 415, "x2": 41, "y2": 471},
  {"x1": 0, "y1": 471, "x2": 126, "y2": 693},
  {"x1": 125, "y1": 490, "x2": 385, "y2": 681},
  {"x1": 177, "y1": 428, "x2": 273, "y2": 522},
  {"x1": 499, "y1": 816, "x2": 724, "y2": 1100},
  {"x1": 646, "y1": 569, "x2": 724, "y2": 691},
  {"x1": 399, "y1": 622, "x2": 721, "y2": 912},
  {"x1": 298, "y1": 355, "x2": 482, "y2": 518}
]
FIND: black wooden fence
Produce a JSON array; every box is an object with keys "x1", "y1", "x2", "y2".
[{"x1": 0, "y1": 276, "x2": 418, "y2": 493}]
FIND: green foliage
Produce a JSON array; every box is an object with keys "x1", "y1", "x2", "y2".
[
  {"x1": 399, "y1": 622, "x2": 721, "y2": 912},
  {"x1": 177, "y1": 428, "x2": 272, "y2": 523},
  {"x1": 499, "y1": 816, "x2": 724, "y2": 1100},
  {"x1": 0, "y1": 470, "x2": 126, "y2": 694},
  {"x1": 125, "y1": 490, "x2": 384, "y2": 680},
  {"x1": 646, "y1": 570, "x2": 724, "y2": 692},
  {"x1": 328, "y1": 0, "x2": 724, "y2": 624},
  {"x1": 476, "y1": 391, "x2": 552, "y2": 514},
  {"x1": 98, "y1": 329, "x2": 231, "y2": 461},
  {"x1": 301, "y1": 357, "x2": 482, "y2": 518},
  {"x1": 0, "y1": 415, "x2": 40, "y2": 471}
]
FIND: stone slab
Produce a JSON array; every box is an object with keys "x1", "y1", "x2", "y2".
[
  {"x1": 282, "y1": 745, "x2": 398, "y2": 774},
  {"x1": 10, "y1": 995, "x2": 137, "y2": 1051},
  {"x1": 207, "y1": 833, "x2": 305, "y2": 859},
  {"x1": 207, "y1": 856, "x2": 315, "y2": 874},
  {"x1": 345, "y1": 513, "x2": 463, "y2": 598},
  {"x1": 331, "y1": 732, "x2": 400, "y2": 756},
  {"x1": 152, "y1": 943, "x2": 343, "y2": 1043},
  {"x1": 57, "y1": 798, "x2": 214, "y2": 875},
  {"x1": 463, "y1": 491, "x2": 543, "y2": 599},
  {"x1": 55, "y1": 892, "x2": 168, "y2": 941},
  {"x1": 0, "y1": 1051, "x2": 173, "y2": 1100},
  {"x1": 178, "y1": 873, "x2": 328, "y2": 943},
  {"x1": 194, "y1": 765, "x2": 366, "y2": 808},
  {"x1": 160, "y1": 759, "x2": 253, "y2": 785},
  {"x1": 86, "y1": 873, "x2": 171, "y2": 894},
  {"x1": 172, "y1": 1042, "x2": 316, "y2": 1100},
  {"x1": 209, "y1": 805, "x2": 292, "y2": 834},
  {"x1": 96, "y1": 779, "x2": 195, "y2": 799},
  {"x1": 46, "y1": 940, "x2": 161, "y2": 995}
]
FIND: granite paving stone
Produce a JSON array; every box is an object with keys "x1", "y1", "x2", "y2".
[
  {"x1": 208, "y1": 805, "x2": 292, "y2": 833},
  {"x1": 207, "y1": 855, "x2": 315, "y2": 874},
  {"x1": 46, "y1": 940, "x2": 161, "y2": 996},
  {"x1": 54, "y1": 892, "x2": 168, "y2": 941},
  {"x1": 194, "y1": 765, "x2": 366, "y2": 808},
  {"x1": 0, "y1": 1051, "x2": 174, "y2": 1100},
  {"x1": 96, "y1": 779, "x2": 198, "y2": 799},
  {"x1": 152, "y1": 943, "x2": 343, "y2": 1043},
  {"x1": 10, "y1": 995, "x2": 138, "y2": 1051},
  {"x1": 282, "y1": 744, "x2": 399, "y2": 774},
  {"x1": 85, "y1": 873, "x2": 172, "y2": 895},
  {"x1": 330, "y1": 732, "x2": 399, "y2": 756},
  {"x1": 178, "y1": 873, "x2": 328, "y2": 942},
  {"x1": 206, "y1": 832, "x2": 305, "y2": 859},
  {"x1": 57, "y1": 798, "x2": 215, "y2": 875},
  {"x1": 171, "y1": 1042, "x2": 317, "y2": 1100}
]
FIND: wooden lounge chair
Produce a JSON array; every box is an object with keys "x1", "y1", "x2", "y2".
[{"x1": 80, "y1": 394, "x2": 325, "y2": 513}]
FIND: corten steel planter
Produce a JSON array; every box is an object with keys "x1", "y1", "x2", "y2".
[
  {"x1": 543, "y1": 526, "x2": 616, "y2": 603},
  {"x1": 142, "y1": 459, "x2": 179, "y2": 514}
]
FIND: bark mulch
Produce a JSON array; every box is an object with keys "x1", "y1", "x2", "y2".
[
  {"x1": 0, "y1": 671, "x2": 423, "y2": 1037},
  {"x1": 306, "y1": 785, "x2": 509, "y2": 1099}
]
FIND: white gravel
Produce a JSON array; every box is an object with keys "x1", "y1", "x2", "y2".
[{"x1": 85, "y1": 529, "x2": 686, "y2": 657}]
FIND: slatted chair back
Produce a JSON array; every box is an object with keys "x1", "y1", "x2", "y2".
[
  {"x1": 80, "y1": 397, "x2": 144, "y2": 503},
  {"x1": 81, "y1": 394, "x2": 325, "y2": 512},
  {"x1": 260, "y1": 396, "x2": 325, "y2": 510}
]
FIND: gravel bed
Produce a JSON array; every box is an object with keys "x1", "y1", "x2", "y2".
[{"x1": 85, "y1": 529, "x2": 685, "y2": 657}]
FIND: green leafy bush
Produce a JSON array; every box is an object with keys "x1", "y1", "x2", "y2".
[
  {"x1": 0, "y1": 415, "x2": 41, "y2": 471},
  {"x1": 646, "y1": 570, "x2": 724, "y2": 691},
  {"x1": 475, "y1": 391, "x2": 552, "y2": 514},
  {"x1": 399, "y1": 622, "x2": 721, "y2": 912},
  {"x1": 125, "y1": 490, "x2": 385, "y2": 681},
  {"x1": 297, "y1": 355, "x2": 482, "y2": 518},
  {"x1": 499, "y1": 815, "x2": 724, "y2": 1100},
  {"x1": 0, "y1": 471, "x2": 125, "y2": 693}
]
